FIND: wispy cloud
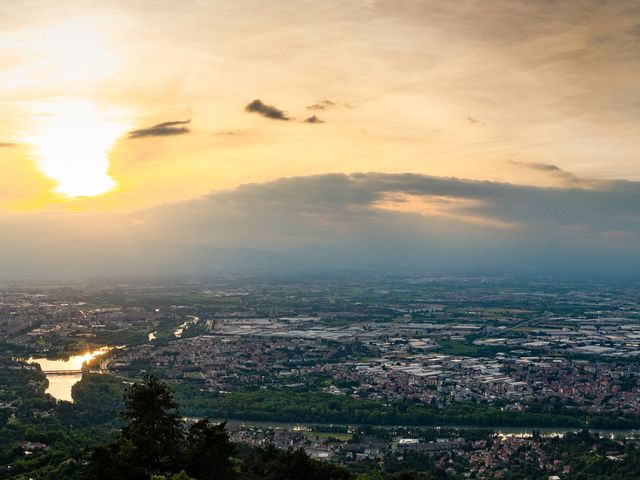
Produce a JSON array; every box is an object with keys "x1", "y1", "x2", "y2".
[
  {"x1": 0, "y1": 142, "x2": 17, "y2": 147},
  {"x1": 306, "y1": 100, "x2": 353, "y2": 111},
  {"x1": 127, "y1": 119, "x2": 191, "y2": 138},
  {"x1": 306, "y1": 100, "x2": 336, "y2": 111},
  {"x1": 245, "y1": 99, "x2": 290, "y2": 120},
  {"x1": 213, "y1": 129, "x2": 246, "y2": 136},
  {"x1": 509, "y1": 160, "x2": 585, "y2": 186},
  {"x1": 304, "y1": 115, "x2": 324, "y2": 124}
]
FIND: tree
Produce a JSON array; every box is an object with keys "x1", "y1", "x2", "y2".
[
  {"x1": 183, "y1": 419, "x2": 235, "y2": 480},
  {"x1": 241, "y1": 444, "x2": 352, "y2": 480},
  {"x1": 87, "y1": 376, "x2": 184, "y2": 480},
  {"x1": 120, "y1": 376, "x2": 184, "y2": 473}
]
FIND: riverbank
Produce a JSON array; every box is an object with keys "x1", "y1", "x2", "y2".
[{"x1": 187, "y1": 417, "x2": 640, "y2": 439}]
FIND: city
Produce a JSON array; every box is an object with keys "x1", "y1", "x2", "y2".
[{"x1": 2, "y1": 276, "x2": 640, "y2": 478}]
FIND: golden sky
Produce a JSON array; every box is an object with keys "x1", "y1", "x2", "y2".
[{"x1": 1, "y1": 0, "x2": 639, "y2": 215}]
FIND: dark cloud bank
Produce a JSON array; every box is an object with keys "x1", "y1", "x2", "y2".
[
  {"x1": 128, "y1": 119, "x2": 191, "y2": 138},
  {"x1": 1, "y1": 173, "x2": 639, "y2": 279}
]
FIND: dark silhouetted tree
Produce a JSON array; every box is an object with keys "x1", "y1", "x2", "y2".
[
  {"x1": 183, "y1": 419, "x2": 235, "y2": 480},
  {"x1": 87, "y1": 376, "x2": 184, "y2": 480},
  {"x1": 120, "y1": 376, "x2": 184, "y2": 472}
]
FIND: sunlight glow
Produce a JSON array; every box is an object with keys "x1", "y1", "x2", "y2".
[
  {"x1": 373, "y1": 193, "x2": 520, "y2": 230},
  {"x1": 2, "y1": 18, "x2": 120, "y2": 91},
  {"x1": 29, "y1": 101, "x2": 130, "y2": 198}
]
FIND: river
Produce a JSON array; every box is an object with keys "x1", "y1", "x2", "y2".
[
  {"x1": 174, "y1": 315, "x2": 199, "y2": 338},
  {"x1": 186, "y1": 418, "x2": 640, "y2": 439},
  {"x1": 28, "y1": 314, "x2": 196, "y2": 401},
  {"x1": 27, "y1": 347, "x2": 111, "y2": 402}
]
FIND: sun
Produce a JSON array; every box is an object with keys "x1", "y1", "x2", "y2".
[{"x1": 29, "y1": 100, "x2": 130, "y2": 198}]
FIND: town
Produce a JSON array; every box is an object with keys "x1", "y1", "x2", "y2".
[{"x1": 2, "y1": 275, "x2": 640, "y2": 479}]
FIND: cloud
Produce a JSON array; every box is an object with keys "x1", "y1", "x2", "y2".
[
  {"x1": 213, "y1": 129, "x2": 246, "y2": 136},
  {"x1": 245, "y1": 99, "x2": 290, "y2": 121},
  {"x1": 306, "y1": 100, "x2": 354, "y2": 111},
  {"x1": 304, "y1": 115, "x2": 324, "y2": 124},
  {"x1": 126, "y1": 172, "x2": 640, "y2": 275},
  {"x1": 1, "y1": 172, "x2": 640, "y2": 277},
  {"x1": 146, "y1": 172, "x2": 640, "y2": 245},
  {"x1": 509, "y1": 160, "x2": 585, "y2": 186},
  {"x1": 127, "y1": 119, "x2": 191, "y2": 138},
  {"x1": 306, "y1": 100, "x2": 336, "y2": 111},
  {"x1": 0, "y1": 142, "x2": 17, "y2": 147}
]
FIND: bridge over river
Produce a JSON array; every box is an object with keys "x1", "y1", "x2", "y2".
[{"x1": 41, "y1": 369, "x2": 105, "y2": 375}]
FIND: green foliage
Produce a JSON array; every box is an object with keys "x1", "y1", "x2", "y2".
[
  {"x1": 183, "y1": 419, "x2": 235, "y2": 480},
  {"x1": 383, "y1": 452, "x2": 452, "y2": 479},
  {"x1": 436, "y1": 339, "x2": 510, "y2": 357},
  {"x1": 84, "y1": 376, "x2": 354, "y2": 480},
  {"x1": 71, "y1": 373, "x2": 125, "y2": 425},
  {"x1": 120, "y1": 376, "x2": 184, "y2": 468},
  {"x1": 173, "y1": 387, "x2": 640, "y2": 430},
  {"x1": 88, "y1": 376, "x2": 185, "y2": 479},
  {"x1": 86, "y1": 377, "x2": 235, "y2": 480},
  {"x1": 150, "y1": 472, "x2": 196, "y2": 480},
  {"x1": 241, "y1": 445, "x2": 352, "y2": 480}
]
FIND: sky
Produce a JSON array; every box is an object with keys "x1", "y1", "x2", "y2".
[{"x1": 1, "y1": 0, "x2": 639, "y2": 277}]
